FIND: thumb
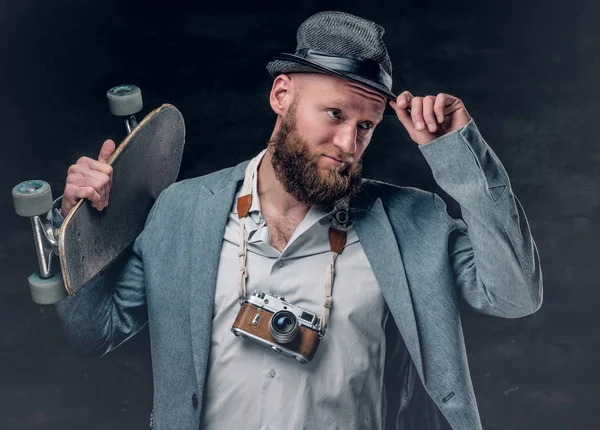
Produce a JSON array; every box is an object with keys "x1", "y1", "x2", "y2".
[{"x1": 98, "y1": 139, "x2": 116, "y2": 164}]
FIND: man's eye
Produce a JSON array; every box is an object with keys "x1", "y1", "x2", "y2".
[
  {"x1": 326, "y1": 109, "x2": 342, "y2": 120},
  {"x1": 359, "y1": 122, "x2": 373, "y2": 131}
]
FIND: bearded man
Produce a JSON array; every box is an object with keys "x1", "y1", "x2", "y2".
[{"x1": 51, "y1": 11, "x2": 543, "y2": 430}]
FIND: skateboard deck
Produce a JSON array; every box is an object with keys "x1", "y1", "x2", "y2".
[{"x1": 58, "y1": 103, "x2": 185, "y2": 295}]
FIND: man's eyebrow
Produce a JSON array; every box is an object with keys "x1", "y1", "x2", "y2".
[
  {"x1": 373, "y1": 109, "x2": 384, "y2": 122},
  {"x1": 329, "y1": 98, "x2": 384, "y2": 121}
]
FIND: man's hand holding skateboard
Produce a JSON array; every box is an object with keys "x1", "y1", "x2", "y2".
[
  {"x1": 61, "y1": 139, "x2": 115, "y2": 217},
  {"x1": 389, "y1": 91, "x2": 471, "y2": 146},
  {"x1": 13, "y1": 84, "x2": 185, "y2": 302}
]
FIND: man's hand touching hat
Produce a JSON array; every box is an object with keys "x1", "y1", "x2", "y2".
[{"x1": 390, "y1": 91, "x2": 472, "y2": 146}]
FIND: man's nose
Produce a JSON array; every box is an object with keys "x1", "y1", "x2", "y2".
[{"x1": 333, "y1": 123, "x2": 358, "y2": 155}]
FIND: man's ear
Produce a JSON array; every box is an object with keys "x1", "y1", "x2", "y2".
[{"x1": 269, "y1": 74, "x2": 293, "y2": 116}]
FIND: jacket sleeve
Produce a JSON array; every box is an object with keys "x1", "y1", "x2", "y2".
[
  {"x1": 51, "y1": 190, "x2": 164, "y2": 357},
  {"x1": 418, "y1": 118, "x2": 543, "y2": 318}
]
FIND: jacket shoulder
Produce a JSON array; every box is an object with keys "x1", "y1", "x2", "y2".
[
  {"x1": 162, "y1": 164, "x2": 241, "y2": 198},
  {"x1": 361, "y1": 178, "x2": 434, "y2": 205},
  {"x1": 359, "y1": 179, "x2": 451, "y2": 229},
  {"x1": 142, "y1": 163, "x2": 244, "y2": 230}
]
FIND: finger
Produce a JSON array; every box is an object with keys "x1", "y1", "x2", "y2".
[
  {"x1": 409, "y1": 97, "x2": 426, "y2": 131},
  {"x1": 422, "y1": 96, "x2": 438, "y2": 133},
  {"x1": 433, "y1": 93, "x2": 448, "y2": 123},
  {"x1": 98, "y1": 139, "x2": 116, "y2": 164},
  {"x1": 440, "y1": 93, "x2": 463, "y2": 116},
  {"x1": 68, "y1": 174, "x2": 109, "y2": 206},
  {"x1": 68, "y1": 164, "x2": 111, "y2": 186},
  {"x1": 395, "y1": 91, "x2": 414, "y2": 110},
  {"x1": 76, "y1": 156, "x2": 114, "y2": 179},
  {"x1": 67, "y1": 165, "x2": 112, "y2": 206},
  {"x1": 64, "y1": 185, "x2": 103, "y2": 210},
  {"x1": 390, "y1": 100, "x2": 417, "y2": 135}
]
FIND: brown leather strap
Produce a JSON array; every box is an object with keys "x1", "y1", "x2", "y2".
[
  {"x1": 237, "y1": 194, "x2": 252, "y2": 218},
  {"x1": 329, "y1": 228, "x2": 347, "y2": 254}
]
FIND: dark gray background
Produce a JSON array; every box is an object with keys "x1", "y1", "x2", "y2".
[{"x1": 1, "y1": 0, "x2": 597, "y2": 429}]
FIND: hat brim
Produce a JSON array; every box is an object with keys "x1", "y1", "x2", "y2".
[{"x1": 267, "y1": 53, "x2": 398, "y2": 117}]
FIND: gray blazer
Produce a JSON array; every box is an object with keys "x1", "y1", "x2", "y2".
[{"x1": 55, "y1": 118, "x2": 543, "y2": 429}]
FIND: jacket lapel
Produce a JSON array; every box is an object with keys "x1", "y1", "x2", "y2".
[
  {"x1": 351, "y1": 195, "x2": 425, "y2": 379},
  {"x1": 189, "y1": 162, "x2": 247, "y2": 396}
]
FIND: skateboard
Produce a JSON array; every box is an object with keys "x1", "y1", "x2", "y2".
[{"x1": 12, "y1": 85, "x2": 186, "y2": 303}]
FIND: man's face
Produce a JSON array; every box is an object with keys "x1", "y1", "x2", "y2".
[{"x1": 269, "y1": 73, "x2": 386, "y2": 208}]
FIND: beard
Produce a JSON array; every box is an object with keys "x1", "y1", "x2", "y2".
[{"x1": 268, "y1": 100, "x2": 364, "y2": 209}]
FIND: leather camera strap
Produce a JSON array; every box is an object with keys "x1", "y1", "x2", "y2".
[{"x1": 236, "y1": 149, "x2": 349, "y2": 335}]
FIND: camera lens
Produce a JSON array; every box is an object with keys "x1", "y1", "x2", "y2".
[{"x1": 269, "y1": 310, "x2": 299, "y2": 344}]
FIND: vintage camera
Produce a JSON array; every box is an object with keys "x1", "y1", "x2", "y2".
[{"x1": 231, "y1": 290, "x2": 322, "y2": 364}]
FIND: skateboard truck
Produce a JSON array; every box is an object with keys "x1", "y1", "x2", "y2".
[
  {"x1": 12, "y1": 180, "x2": 65, "y2": 304},
  {"x1": 13, "y1": 84, "x2": 144, "y2": 304}
]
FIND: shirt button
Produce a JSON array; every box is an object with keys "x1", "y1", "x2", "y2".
[
  {"x1": 269, "y1": 369, "x2": 276, "y2": 378},
  {"x1": 277, "y1": 260, "x2": 284, "y2": 268},
  {"x1": 191, "y1": 393, "x2": 198, "y2": 409}
]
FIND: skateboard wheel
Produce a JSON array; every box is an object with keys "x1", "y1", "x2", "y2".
[
  {"x1": 28, "y1": 272, "x2": 67, "y2": 304},
  {"x1": 107, "y1": 84, "x2": 143, "y2": 116},
  {"x1": 12, "y1": 180, "x2": 53, "y2": 217}
]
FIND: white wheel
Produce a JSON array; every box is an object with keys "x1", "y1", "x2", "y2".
[
  {"x1": 12, "y1": 180, "x2": 53, "y2": 217},
  {"x1": 29, "y1": 272, "x2": 67, "y2": 304},
  {"x1": 106, "y1": 84, "x2": 143, "y2": 116}
]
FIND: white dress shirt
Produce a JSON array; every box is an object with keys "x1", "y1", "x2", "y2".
[{"x1": 200, "y1": 158, "x2": 390, "y2": 430}]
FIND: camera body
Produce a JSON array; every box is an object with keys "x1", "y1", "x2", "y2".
[{"x1": 231, "y1": 290, "x2": 322, "y2": 364}]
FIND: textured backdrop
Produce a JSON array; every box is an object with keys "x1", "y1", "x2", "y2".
[{"x1": 1, "y1": 0, "x2": 597, "y2": 429}]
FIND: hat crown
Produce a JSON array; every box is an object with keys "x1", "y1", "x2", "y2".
[{"x1": 295, "y1": 11, "x2": 392, "y2": 78}]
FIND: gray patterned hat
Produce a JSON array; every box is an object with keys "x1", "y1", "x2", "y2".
[{"x1": 266, "y1": 11, "x2": 399, "y2": 114}]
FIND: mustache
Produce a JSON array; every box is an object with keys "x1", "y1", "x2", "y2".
[
  {"x1": 322, "y1": 154, "x2": 354, "y2": 164},
  {"x1": 304, "y1": 151, "x2": 354, "y2": 165}
]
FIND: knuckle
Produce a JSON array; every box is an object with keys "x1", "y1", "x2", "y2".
[
  {"x1": 66, "y1": 183, "x2": 79, "y2": 195},
  {"x1": 86, "y1": 187, "x2": 97, "y2": 200},
  {"x1": 424, "y1": 109, "x2": 435, "y2": 118}
]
